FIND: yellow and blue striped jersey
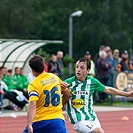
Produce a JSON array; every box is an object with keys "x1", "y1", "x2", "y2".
[{"x1": 28, "y1": 72, "x2": 64, "y2": 122}]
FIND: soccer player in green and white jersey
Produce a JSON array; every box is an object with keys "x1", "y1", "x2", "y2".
[{"x1": 63, "y1": 57, "x2": 133, "y2": 133}]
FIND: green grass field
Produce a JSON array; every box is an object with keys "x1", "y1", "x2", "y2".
[{"x1": 94, "y1": 95, "x2": 133, "y2": 107}]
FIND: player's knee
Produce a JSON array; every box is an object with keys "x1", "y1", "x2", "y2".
[{"x1": 91, "y1": 127, "x2": 104, "y2": 133}]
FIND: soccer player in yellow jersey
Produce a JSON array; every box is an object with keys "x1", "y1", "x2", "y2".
[{"x1": 23, "y1": 55, "x2": 70, "y2": 133}]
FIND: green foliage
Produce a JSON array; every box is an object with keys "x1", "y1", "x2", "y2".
[
  {"x1": 63, "y1": 67, "x2": 69, "y2": 79},
  {"x1": 36, "y1": 48, "x2": 50, "y2": 61},
  {"x1": 0, "y1": 0, "x2": 132, "y2": 61},
  {"x1": 63, "y1": 54, "x2": 73, "y2": 66}
]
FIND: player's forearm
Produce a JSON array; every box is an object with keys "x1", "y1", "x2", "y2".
[
  {"x1": 104, "y1": 86, "x2": 128, "y2": 97},
  {"x1": 62, "y1": 89, "x2": 71, "y2": 105},
  {"x1": 27, "y1": 102, "x2": 36, "y2": 126}
]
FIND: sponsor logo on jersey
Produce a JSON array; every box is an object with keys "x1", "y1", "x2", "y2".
[
  {"x1": 41, "y1": 77, "x2": 57, "y2": 86},
  {"x1": 72, "y1": 99, "x2": 85, "y2": 109},
  {"x1": 71, "y1": 91, "x2": 89, "y2": 95}
]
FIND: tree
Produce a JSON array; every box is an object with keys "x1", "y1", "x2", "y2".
[{"x1": 0, "y1": 0, "x2": 132, "y2": 60}]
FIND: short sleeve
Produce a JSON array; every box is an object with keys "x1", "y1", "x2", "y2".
[
  {"x1": 28, "y1": 84, "x2": 39, "y2": 102},
  {"x1": 92, "y1": 78, "x2": 105, "y2": 92}
]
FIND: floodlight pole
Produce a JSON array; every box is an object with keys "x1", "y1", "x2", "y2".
[{"x1": 68, "y1": 10, "x2": 83, "y2": 76}]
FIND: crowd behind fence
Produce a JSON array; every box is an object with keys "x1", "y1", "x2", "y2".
[{"x1": 0, "y1": 47, "x2": 133, "y2": 112}]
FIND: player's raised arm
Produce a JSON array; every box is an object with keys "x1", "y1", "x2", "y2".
[{"x1": 104, "y1": 86, "x2": 133, "y2": 97}]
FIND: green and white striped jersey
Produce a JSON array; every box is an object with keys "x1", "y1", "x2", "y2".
[{"x1": 64, "y1": 75, "x2": 105, "y2": 124}]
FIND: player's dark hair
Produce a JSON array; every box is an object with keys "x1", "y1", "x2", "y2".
[
  {"x1": 8, "y1": 69, "x2": 12, "y2": 73},
  {"x1": 78, "y1": 57, "x2": 91, "y2": 70},
  {"x1": 14, "y1": 67, "x2": 19, "y2": 71},
  {"x1": 29, "y1": 55, "x2": 44, "y2": 73}
]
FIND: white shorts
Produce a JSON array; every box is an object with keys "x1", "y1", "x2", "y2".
[{"x1": 73, "y1": 118, "x2": 101, "y2": 133}]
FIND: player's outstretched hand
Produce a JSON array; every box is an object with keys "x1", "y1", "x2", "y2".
[
  {"x1": 60, "y1": 82, "x2": 69, "y2": 90},
  {"x1": 127, "y1": 91, "x2": 133, "y2": 97}
]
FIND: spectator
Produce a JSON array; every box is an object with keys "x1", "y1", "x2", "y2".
[
  {"x1": 112, "y1": 49, "x2": 121, "y2": 71},
  {"x1": 0, "y1": 69, "x2": 26, "y2": 110},
  {"x1": 56, "y1": 51, "x2": 64, "y2": 79},
  {"x1": 94, "y1": 45, "x2": 105, "y2": 67},
  {"x1": 20, "y1": 68, "x2": 29, "y2": 99},
  {"x1": 117, "y1": 50, "x2": 131, "y2": 72},
  {"x1": 94, "y1": 45, "x2": 106, "y2": 78},
  {"x1": 0, "y1": 71, "x2": 6, "y2": 110},
  {"x1": 12, "y1": 67, "x2": 28, "y2": 100},
  {"x1": 96, "y1": 51, "x2": 111, "y2": 102},
  {"x1": 105, "y1": 46, "x2": 113, "y2": 86},
  {"x1": 129, "y1": 55, "x2": 133, "y2": 71},
  {"x1": 84, "y1": 51, "x2": 95, "y2": 77},
  {"x1": 1, "y1": 66, "x2": 8, "y2": 84},
  {"x1": 20, "y1": 68, "x2": 29, "y2": 89},
  {"x1": 48, "y1": 54, "x2": 59, "y2": 76},
  {"x1": 41, "y1": 55, "x2": 48, "y2": 72},
  {"x1": 5, "y1": 69, "x2": 17, "y2": 92},
  {"x1": 105, "y1": 46, "x2": 113, "y2": 65},
  {"x1": 5, "y1": 69, "x2": 28, "y2": 107},
  {"x1": 12, "y1": 67, "x2": 22, "y2": 88}
]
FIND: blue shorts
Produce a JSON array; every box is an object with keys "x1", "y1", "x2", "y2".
[{"x1": 23, "y1": 118, "x2": 67, "y2": 133}]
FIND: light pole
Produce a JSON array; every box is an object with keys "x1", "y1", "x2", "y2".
[{"x1": 69, "y1": 10, "x2": 83, "y2": 76}]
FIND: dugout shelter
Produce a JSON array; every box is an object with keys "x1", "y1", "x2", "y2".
[{"x1": 0, "y1": 39, "x2": 63, "y2": 74}]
